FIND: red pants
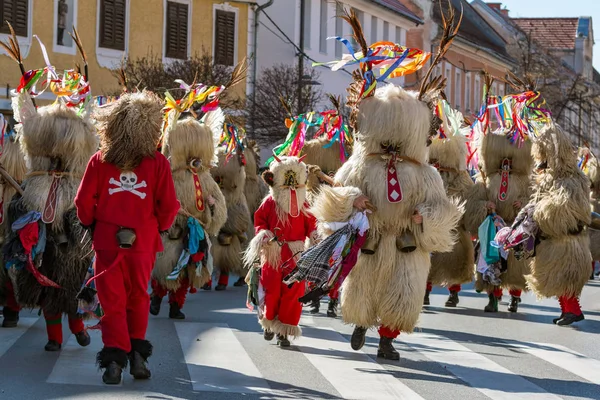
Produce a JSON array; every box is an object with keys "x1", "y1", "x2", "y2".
[
  {"x1": 95, "y1": 250, "x2": 155, "y2": 353},
  {"x1": 559, "y1": 295, "x2": 582, "y2": 315},
  {"x1": 151, "y1": 277, "x2": 189, "y2": 308},
  {"x1": 378, "y1": 325, "x2": 400, "y2": 339},
  {"x1": 4, "y1": 280, "x2": 21, "y2": 311},
  {"x1": 426, "y1": 282, "x2": 461, "y2": 293},
  {"x1": 43, "y1": 310, "x2": 84, "y2": 344},
  {"x1": 492, "y1": 288, "x2": 522, "y2": 297},
  {"x1": 206, "y1": 272, "x2": 229, "y2": 287},
  {"x1": 261, "y1": 266, "x2": 304, "y2": 327}
]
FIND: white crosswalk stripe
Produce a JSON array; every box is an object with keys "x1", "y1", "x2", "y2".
[
  {"x1": 46, "y1": 329, "x2": 112, "y2": 386},
  {"x1": 401, "y1": 332, "x2": 562, "y2": 400},
  {"x1": 175, "y1": 322, "x2": 272, "y2": 394},
  {"x1": 506, "y1": 341, "x2": 600, "y2": 385},
  {"x1": 0, "y1": 316, "x2": 39, "y2": 359}
]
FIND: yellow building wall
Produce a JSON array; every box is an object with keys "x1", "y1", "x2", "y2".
[{"x1": 0, "y1": 0, "x2": 249, "y2": 108}]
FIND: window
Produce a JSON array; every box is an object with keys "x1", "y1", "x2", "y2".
[
  {"x1": 455, "y1": 70, "x2": 461, "y2": 110},
  {"x1": 214, "y1": 8, "x2": 236, "y2": 66},
  {"x1": 465, "y1": 73, "x2": 471, "y2": 112},
  {"x1": 383, "y1": 21, "x2": 389, "y2": 41},
  {"x1": 165, "y1": 1, "x2": 189, "y2": 60},
  {"x1": 1, "y1": 0, "x2": 29, "y2": 36},
  {"x1": 395, "y1": 26, "x2": 401, "y2": 44},
  {"x1": 302, "y1": 0, "x2": 311, "y2": 49},
  {"x1": 334, "y1": 2, "x2": 343, "y2": 58},
  {"x1": 498, "y1": 83, "x2": 505, "y2": 97},
  {"x1": 475, "y1": 74, "x2": 481, "y2": 105},
  {"x1": 370, "y1": 16, "x2": 377, "y2": 42},
  {"x1": 319, "y1": 0, "x2": 327, "y2": 53},
  {"x1": 99, "y1": 0, "x2": 126, "y2": 50},
  {"x1": 444, "y1": 63, "x2": 451, "y2": 80}
]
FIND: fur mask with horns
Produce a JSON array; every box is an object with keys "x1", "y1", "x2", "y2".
[{"x1": 262, "y1": 155, "x2": 308, "y2": 219}]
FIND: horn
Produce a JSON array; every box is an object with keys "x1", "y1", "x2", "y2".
[
  {"x1": 0, "y1": 21, "x2": 36, "y2": 108},
  {"x1": 298, "y1": 154, "x2": 307, "y2": 163},
  {"x1": 273, "y1": 155, "x2": 282, "y2": 163}
]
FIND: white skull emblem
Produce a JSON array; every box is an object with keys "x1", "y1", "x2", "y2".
[{"x1": 120, "y1": 171, "x2": 137, "y2": 191}]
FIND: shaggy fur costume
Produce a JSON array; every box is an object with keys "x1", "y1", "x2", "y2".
[
  {"x1": 244, "y1": 140, "x2": 268, "y2": 221},
  {"x1": 311, "y1": 85, "x2": 463, "y2": 333},
  {"x1": 527, "y1": 124, "x2": 591, "y2": 298},
  {"x1": 211, "y1": 147, "x2": 251, "y2": 277},
  {"x1": 0, "y1": 129, "x2": 27, "y2": 305},
  {"x1": 303, "y1": 137, "x2": 348, "y2": 203},
  {"x1": 5, "y1": 97, "x2": 97, "y2": 314},
  {"x1": 153, "y1": 113, "x2": 228, "y2": 290},
  {"x1": 576, "y1": 147, "x2": 600, "y2": 261},
  {"x1": 94, "y1": 90, "x2": 163, "y2": 171},
  {"x1": 428, "y1": 132, "x2": 474, "y2": 286},
  {"x1": 464, "y1": 133, "x2": 533, "y2": 292}
]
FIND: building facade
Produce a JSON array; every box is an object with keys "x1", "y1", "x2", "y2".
[
  {"x1": 0, "y1": 0, "x2": 250, "y2": 114},
  {"x1": 254, "y1": 0, "x2": 423, "y2": 110}
]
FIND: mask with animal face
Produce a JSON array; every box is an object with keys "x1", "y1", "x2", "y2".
[{"x1": 261, "y1": 156, "x2": 308, "y2": 218}]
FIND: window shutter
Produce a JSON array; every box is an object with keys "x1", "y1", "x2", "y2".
[
  {"x1": 1, "y1": 0, "x2": 29, "y2": 37},
  {"x1": 214, "y1": 9, "x2": 235, "y2": 66},
  {"x1": 166, "y1": 1, "x2": 188, "y2": 59},
  {"x1": 100, "y1": 0, "x2": 126, "y2": 51}
]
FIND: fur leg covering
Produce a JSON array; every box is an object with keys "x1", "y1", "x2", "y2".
[
  {"x1": 259, "y1": 317, "x2": 302, "y2": 339},
  {"x1": 243, "y1": 230, "x2": 279, "y2": 269},
  {"x1": 130, "y1": 338, "x2": 153, "y2": 360},
  {"x1": 527, "y1": 235, "x2": 591, "y2": 298},
  {"x1": 97, "y1": 347, "x2": 129, "y2": 369},
  {"x1": 341, "y1": 235, "x2": 430, "y2": 332},
  {"x1": 310, "y1": 186, "x2": 362, "y2": 237}
]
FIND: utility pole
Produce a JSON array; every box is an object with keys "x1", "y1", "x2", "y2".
[{"x1": 297, "y1": 0, "x2": 305, "y2": 115}]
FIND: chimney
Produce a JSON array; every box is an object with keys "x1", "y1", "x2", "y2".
[{"x1": 486, "y1": 2, "x2": 509, "y2": 17}]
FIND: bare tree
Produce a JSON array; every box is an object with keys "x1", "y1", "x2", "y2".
[
  {"x1": 111, "y1": 49, "x2": 244, "y2": 111},
  {"x1": 249, "y1": 63, "x2": 322, "y2": 146}
]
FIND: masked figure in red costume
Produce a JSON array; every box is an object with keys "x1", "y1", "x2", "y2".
[
  {"x1": 243, "y1": 156, "x2": 318, "y2": 347},
  {"x1": 75, "y1": 91, "x2": 179, "y2": 384}
]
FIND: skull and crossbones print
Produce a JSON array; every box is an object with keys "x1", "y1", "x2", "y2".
[{"x1": 109, "y1": 171, "x2": 147, "y2": 199}]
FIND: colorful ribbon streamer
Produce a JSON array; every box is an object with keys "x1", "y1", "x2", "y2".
[{"x1": 219, "y1": 123, "x2": 246, "y2": 164}]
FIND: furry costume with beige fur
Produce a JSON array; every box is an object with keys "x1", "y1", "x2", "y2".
[
  {"x1": 427, "y1": 108, "x2": 474, "y2": 288},
  {"x1": 243, "y1": 156, "x2": 317, "y2": 340},
  {"x1": 311, "y1": 84, "x2": 463, "y2": 334},
  {"x1": 528, "y1": 123, "x2": 591, "y2": 299},
  {"x1": 244, "y1": 140, "x2": 268, "y2": 221},
  {"x1": 4, "y1": 91, "x2": 97, "y2": 315},
  {"x1": 576, "y1": 147, "x2": 600, "y2": 262},
  {"x1": 465, "y1": 132, "x2": 533, "y2": 293},
  {"x1": 211, "y1": 146, "x2": 251, "y2": 278},
  {"x1": 153, "y1": 110, "x2": 228, "y2": 291},
  {"x1": 303, "y1": 137, "x2": 348, "y2": 203}
]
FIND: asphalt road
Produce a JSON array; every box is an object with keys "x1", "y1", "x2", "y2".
[{"x1": 0, "y1": 276, "x2": 599, "y2": 400}]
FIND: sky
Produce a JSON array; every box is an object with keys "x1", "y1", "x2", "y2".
[{"x1": 494, "y1": 0, "x2": 600, "y2": 69}]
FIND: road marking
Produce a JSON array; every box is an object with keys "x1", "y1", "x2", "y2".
[
  {"x1": 47, "y1": 329, "x2": 118, "y2": 386},
  {"x1": 298, "y1": 319, "x2": 425, "y2": 400},
  {"x1": 507, "y1": 342, "x2": 600, "y2": 385},
  {"x1": 401, "y1": 332, "x2": 561, "y2": 400},
  {"x1": 175, "y1": 322, "x2": 271, "y2": 393},
  {"x1": 0, "y1": 317, "x2": 38, "y2": 359}
]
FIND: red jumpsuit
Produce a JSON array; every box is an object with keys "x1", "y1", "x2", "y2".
[
  {"x1": 75, "y1": 151, "x2": 179, "y2": 354},
  {"x1": 255, "y1": 196, "x2": 316, "y2": 331}
]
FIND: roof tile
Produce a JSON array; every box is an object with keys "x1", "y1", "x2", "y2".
[{"x1": 512, "y1": 18, "x2": 578, "y2": 50}]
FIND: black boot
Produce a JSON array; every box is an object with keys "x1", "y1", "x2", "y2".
[
  {"x1": 75, "y1": 330, "x2": 91, "y2": 347},
  {"x1": 129, "y1": 339, "x2": 152, "y2": 379},
  {"x1": 552, "y1": 313, "x2": 565, "y2": 324},
  {"x1": 350, "y1": 326, "x2": 368, "y2": 351},
  {"x1": 507, "y1": 296, "x2": 521, "y2": 313},
  {"x1": 309, "y1": 299, "x2": 320, "y2": 314},
  {"x1": 215, "y1": 284, "x2": 227, "y2": 291},
  {"x1": 484, "y1": 292, "x2": 498, "y2": 312},
  {"x1": 327, "y1": 299, "x2": 338, "y2": 318},
  {"x1": 149, "y1": 295, "x2": 162, "y2": 316},
  {"x1": 263, "y1": 330, "x2": 275, "y2": 341},
  {"x1": 445, "y1": 291, "x2": 459, "y2": 307},
  {"x1": 201, "y1": 282, "x2": 212, "y2": 291},
  {"x1": 97, "y1": 347, "x2": 128, "y2": 385},
  {"x1": 277, "y1": 334, "x2": 290, "y2": 347},
  {"x1": 557, "y1": 312, "x2": 585, "y2": 326},
  {"x1": 169, "y1": 303, "x2": 185, "y2": 320},
  {"x1": 423, "y1": 290, "x2": 430, "y2": 306},
  {"x1": 1, "y1": 307, "x2": 19, "y2": 328},
  {"x1": 44, "y1": 340, "x2": 62, "y2": 351},
  {"x1": 377, "y1": 336, "x2": 400, "y2": 360},
  {"x1": 233, "y1": 277, "x2": 246, "y2": 287}
]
